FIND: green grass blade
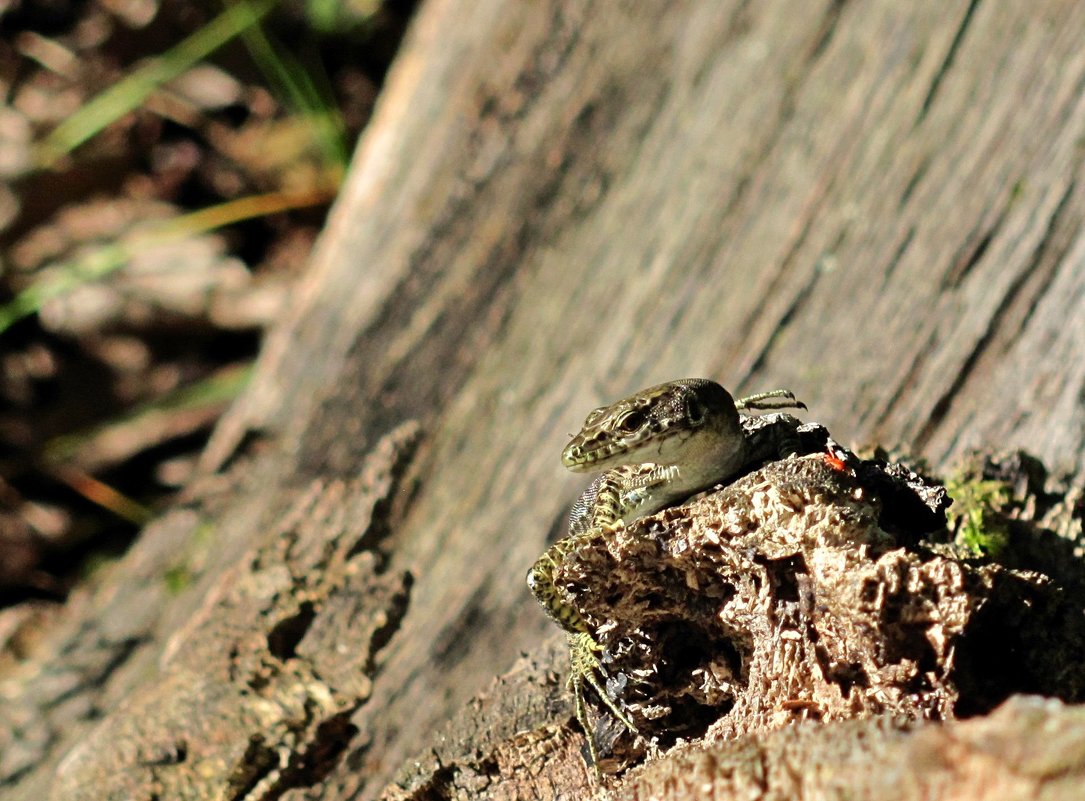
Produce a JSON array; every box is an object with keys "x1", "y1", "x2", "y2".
[
  {"x1": 38, "y1": 0, "x2": 279, "y2": 164},
  {"x1": 235, "y1": 0, "x2": 348, "y2": 169}
]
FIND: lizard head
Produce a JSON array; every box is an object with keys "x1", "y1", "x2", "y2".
[{"x1": 561, "y1": 378, "x2": 744, "y2": 472}]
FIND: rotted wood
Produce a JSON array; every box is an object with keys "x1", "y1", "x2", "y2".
[
  {"x1": 3, "y1": 0, "x2": 1085, "y2": 799},
  {"x1": 385, "y1": 431, "x2": 1085, "y2": 800}
]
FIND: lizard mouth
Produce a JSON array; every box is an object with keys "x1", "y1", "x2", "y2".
[
  {"x1": 561, "y1": 429, "x2": 668, "y2": 471},
  {"x1": 561, "y1": 438, "x2": 624, "y2": 470}
]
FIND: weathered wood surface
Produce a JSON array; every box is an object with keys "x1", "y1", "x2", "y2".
[
  {"x1": 3, "y1": 0, "x2": 1085, "y2": 799},
  {"x1": 617, "y1": 697, "x2": 1085, "y2": 801}
]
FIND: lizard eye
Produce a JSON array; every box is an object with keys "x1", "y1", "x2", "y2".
[
  {"x1": 616, "y1": 410, "x2": 647, "y2": 434},
  {"x1": 687, "y1": 398, "x2": 704, "y2": 424}
]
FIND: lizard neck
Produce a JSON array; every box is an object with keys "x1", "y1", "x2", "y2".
[
  {"x1": 601, "y1": 426, "x2": 750, "y2": 525},
  {"x1": 664, "y1": 427, "x2": 751, "y2": 499}
]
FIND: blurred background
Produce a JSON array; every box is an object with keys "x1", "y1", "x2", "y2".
[{"x1": 0, "y1": 0, "x2": 417, "y2": 606}]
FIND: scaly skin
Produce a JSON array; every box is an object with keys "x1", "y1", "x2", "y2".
[{"x1": 527, "y1": 378, "x2": 806, "y2": 775}]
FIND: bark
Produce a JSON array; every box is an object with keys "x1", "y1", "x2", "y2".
[{"x1": 4, "y1": 1, "x2": 1085, "y2": 799}]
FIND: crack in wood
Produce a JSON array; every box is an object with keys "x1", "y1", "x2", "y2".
[
  {"x1": 734, "y1": 263, "x2": 824, "y2": 386},
  {"x1": 806, "y1": 0, "x2": 850, "y2": 64},
  {"x1": 941, "y1": 205, "x2": 1006, "y2": 290},
  {"x1": 877, "y1": 226, "x2": 917, "y2": 291},
  {"x1": 1010, "y1": 178, "x2": 1081, "y2": 340},
  {"x1": 917, "y1": 0, "x2": 983, "y2": 124}
]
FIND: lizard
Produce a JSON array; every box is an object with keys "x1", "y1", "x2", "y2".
[{"x1": 527, "y1": 378, "x2": 807, "y2": 774}]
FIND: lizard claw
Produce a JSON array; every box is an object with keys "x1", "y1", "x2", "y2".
[{"x1": 566, "y1": 631, "x2": 644, "y2": 778}]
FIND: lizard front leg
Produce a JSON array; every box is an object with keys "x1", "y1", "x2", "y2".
[
  {"x1": 526, "y1": 530, "x2": 598, "y2": 635},
  {"x1": 527, "y1": 464, "x2": 680, "y2": 632},
  {"x1": 526, "y1": 527, "x2": 643, "y2": 775},
  {"x1": 528, "y1": 466, "x2": 679, "y2": 773}
]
